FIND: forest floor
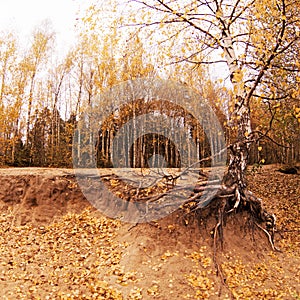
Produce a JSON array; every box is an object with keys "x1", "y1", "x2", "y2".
[{"x1": 0, "y1": 165, "x2": 299, "y2": 299}]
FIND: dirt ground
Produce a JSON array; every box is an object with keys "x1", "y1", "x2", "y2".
[{"x1": 0, "y1": 165, "x2": 299, "y2": 299}]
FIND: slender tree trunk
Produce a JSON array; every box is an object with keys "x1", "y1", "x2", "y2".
[
  {"x1": 225, "y1": 100, "x2": 251, "y2": 189},
  {"x1": 26, "y1": 74, "x2": 35, "y2": 146}
]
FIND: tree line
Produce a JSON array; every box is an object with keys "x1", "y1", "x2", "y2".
[{"x1": 0, "y1": 13, "x2": 299, "y2": 168}]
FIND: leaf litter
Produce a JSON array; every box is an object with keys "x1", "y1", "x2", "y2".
[{"x1": 0, "y1": 165, "x2": 299, "y2": 299}]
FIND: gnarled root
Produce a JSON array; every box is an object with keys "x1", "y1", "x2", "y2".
[
  {"x1": 183, "y1": 180, "x2": 279, "y2": 299},
  {"x1": 185, "y1": 181, "x2": 278, "y2": 251}
]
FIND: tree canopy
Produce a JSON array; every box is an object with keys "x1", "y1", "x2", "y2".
[{"x1": 0, "y1": 1, "x2": 299, "y2": 168}]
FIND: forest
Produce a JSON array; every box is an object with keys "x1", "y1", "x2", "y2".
[
  {"x1": 0, "y1": 1, "x2": 299, "y2": 169},
  {"x1": 0, "y1": 1, "x2": 299, "y2": 299}
]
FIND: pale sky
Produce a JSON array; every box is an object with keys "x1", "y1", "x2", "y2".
[
  {"x1": 0, "y1": 0, "x2": 87, "y2": 52},
  {"x1": 0, "y1": 0, "x2": 228, "y2": 83}
]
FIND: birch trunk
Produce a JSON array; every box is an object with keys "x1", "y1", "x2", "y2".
[{"x1": 220, "y1": 20, "x2": 252, "y2": 190}]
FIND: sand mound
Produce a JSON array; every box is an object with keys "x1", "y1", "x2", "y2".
[
  {"x1": 0, "y1": 169, "x2": 89, "y2": 226},
  {"x1": 0, "y1": 166, "x2": 299, "y2": 299}
]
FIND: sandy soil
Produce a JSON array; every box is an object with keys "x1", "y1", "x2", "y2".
[{"x1": 0, "y1": 165, "x2": 299, "y2": 299}]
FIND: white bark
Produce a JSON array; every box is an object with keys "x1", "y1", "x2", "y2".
[{"x1": 218, "y1": 14, "x2": 252, "y2": 186}]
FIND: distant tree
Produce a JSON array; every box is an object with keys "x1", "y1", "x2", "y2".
[
  {"x1": 24, "y1": 22, "x2": 55, "y2": 146},
  {"x1": 28, "y1": 108, "x2": 50, "y2": 166},
  {"x1": 0, "y1": 32, "x2": 18, "y2": 165}
]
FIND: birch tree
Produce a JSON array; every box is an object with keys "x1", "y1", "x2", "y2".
[
  {"x1": 126, "y1": 0, "x2": 300, "y2": 246},
  {"x1": 0, "y1": 32, "x2": 18, "y2": 164},
  {"x1": 24, "y1": 23, "x2": 55, "y2": 145},
  {"x1": 80, "y1": 0, "x2": 300, "y2": 245}
]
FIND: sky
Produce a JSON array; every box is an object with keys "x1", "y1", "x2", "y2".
[
  {"x1": 0, "y1": 0, "x2": 228, "y2": 83},
  {"x1": 0, "y1": 0, "x2": 87, "y2": 53}
]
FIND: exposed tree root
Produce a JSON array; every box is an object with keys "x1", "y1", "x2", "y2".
[
  {"x1": 100, "y1": 169, "x2": 278, "y2": 253},
  {"x1": 179, "y1": 182, "x2": 278, "y2": 299},
  {"x1": 185, "y1": 183, "x2": 278, "y2": 249},
  {"x1": 212, "y1": 199, "x2": 234, "y2": 299},
  {"x1": 99, "y1": 164, "x2": 279, "y2": 298}
]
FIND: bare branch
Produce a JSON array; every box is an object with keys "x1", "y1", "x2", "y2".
[
  {"x1": 154, "y1": 0, "x2": 222, "y2": 48},
  {"x1": 252, "y1": 94, "x2": 290, "y2": 101}
]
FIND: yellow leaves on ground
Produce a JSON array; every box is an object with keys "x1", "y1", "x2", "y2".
[
  {"x1": 186, "y1": 272, "x2": 214, "y2": 296},
  {"x1": 128, "y1": 287, "x2": 142, "y2": 299},
  {"x1": 103, "y1": 173, "x2": 172, "y2": 203},
  {"x1": 222, "y1": 257, "x2": 295, "y2": 299},
  {"x1": 160, "y1": 250, "x2": 179, "y2": 261},
  {"x1": 0, "y1": 209, "x2": 126, "y2": 299},
  {"x1": 184, "y1": 247, "x2": 215, "y2": 299},
  {"x1": 88, "y1": 281, "x2": 123, "y2": 300},
  {"x1": 146, "y1": 283, "x2": 159, "y2": 296},
  {"x1": 0, "y1": 166, "x2": 299, "y2": 299},
  {"x1": 110, "y1": 179, "x2": 120, "y2": 187}
]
